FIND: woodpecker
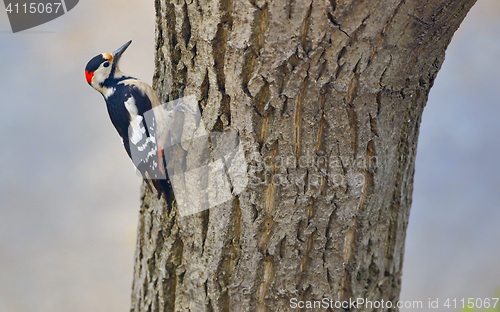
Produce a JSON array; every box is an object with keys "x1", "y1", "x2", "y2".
[{"x1": 85, "y1": 40, "x2": 171, "y2": 199}]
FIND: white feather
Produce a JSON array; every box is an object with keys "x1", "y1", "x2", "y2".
[
  {"x1": 124, "y1": 97, "x2": 145, "y2": 145},
  {"x1": 104, "y1": 87, "x2": 115, "y2": 98}
]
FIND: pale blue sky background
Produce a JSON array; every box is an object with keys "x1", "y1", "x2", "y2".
[
  {"x1": 402, "y1": 0, "x2": 500, "y2": 304},
  {"x1": 0, "y1": 1, "x2": 498, "y2": 311}
]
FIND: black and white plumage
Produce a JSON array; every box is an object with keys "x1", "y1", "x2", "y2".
[{"x1": 85, "y1": 40, "x2": 171, "y2": 198}]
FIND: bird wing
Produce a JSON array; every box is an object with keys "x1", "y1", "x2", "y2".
[{"x1": 125, "y1": 84, "x2": 165, "y2": 180}]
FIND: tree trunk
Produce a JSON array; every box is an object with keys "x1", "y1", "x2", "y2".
[{"x1": 131, "y1": 0, "x2": 476, "y2": 311}]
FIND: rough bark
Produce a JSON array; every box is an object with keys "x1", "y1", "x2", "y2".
[{"x1": 130, "y1": 0, "x2": 476, "y2": 311}]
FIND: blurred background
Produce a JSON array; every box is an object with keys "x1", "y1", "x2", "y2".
[{"x1": 0, "y1": 1, "x2": 498, "y2": 311}]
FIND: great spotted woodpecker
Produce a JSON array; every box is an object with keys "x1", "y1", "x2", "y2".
[{"x1": 85, "y1": 40, "x2": 171, "y2": 199}]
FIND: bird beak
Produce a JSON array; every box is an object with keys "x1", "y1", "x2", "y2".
[{"x1": 112, "y1": 40, "x2": 132, "y2": 63}]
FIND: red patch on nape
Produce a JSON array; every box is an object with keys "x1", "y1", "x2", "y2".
[{"x1": 85, "y1": 70, "x2": 94, "y2": 84}]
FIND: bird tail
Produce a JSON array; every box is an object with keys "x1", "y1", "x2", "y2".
[{"x1": 150, "y1": 178, "x2": 174, "y2": 208}]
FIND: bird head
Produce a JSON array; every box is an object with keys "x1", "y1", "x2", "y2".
[{"x1": 85, "y1": 40, "x2": 132, "y2": 93}]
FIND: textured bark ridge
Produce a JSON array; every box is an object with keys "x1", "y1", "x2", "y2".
[{"x1": 131, "y1": 0, "x2": 476, "y2": 311}]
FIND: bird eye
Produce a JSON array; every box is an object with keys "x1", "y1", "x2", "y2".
[{"x1": 103, "y1": 62, "x2": 110, "y2": 68}]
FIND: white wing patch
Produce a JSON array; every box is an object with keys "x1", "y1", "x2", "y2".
[
  {"x1": 125, "y1": 97, "x2": 145, "y2": 145},
  {"x1": 124, "y1": 96, "x2": 138, "y2": 116},
  {"x1": 129, "y1": 115, "x2": 146, "y2": 145}
]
